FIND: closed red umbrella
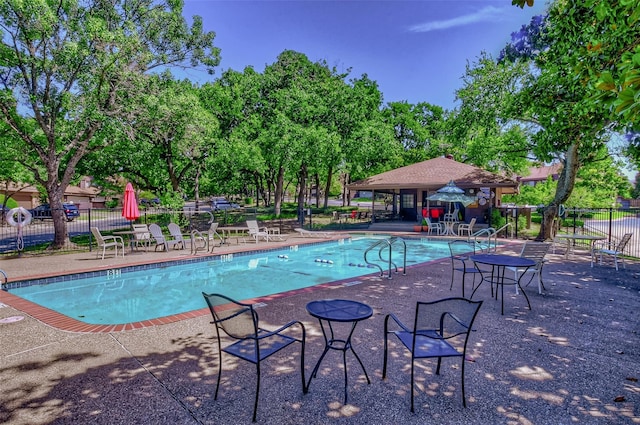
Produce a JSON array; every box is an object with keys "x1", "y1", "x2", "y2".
[{"x1": 122, "y1": 182, "x2": 140, "y2": 222}]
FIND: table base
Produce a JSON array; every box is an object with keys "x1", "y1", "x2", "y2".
[{"x1": 307, "y1": 319, "x2": 370, "y2": 404}]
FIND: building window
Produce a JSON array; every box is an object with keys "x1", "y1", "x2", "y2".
[{"x1": 402, "y1": 194, "x2": 414, "y2": 208}]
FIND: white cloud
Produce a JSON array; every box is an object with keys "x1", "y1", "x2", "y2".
[{"x1": 408, "y1": 6, "x2": 506, "y2": 33}]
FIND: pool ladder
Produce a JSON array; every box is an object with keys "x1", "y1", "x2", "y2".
[{"x1": 363, "y1": 237, "x2": 407, "y2": 280}]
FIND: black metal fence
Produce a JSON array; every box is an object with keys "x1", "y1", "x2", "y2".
[
  {"x1": 494, "y1": 206, "x2": 640, "y2": 259},
  {"x1": 0, "y1": 207, "x2": 256, "y2": 256},
  {"x1": 2, "y1": 206, "x2": 639, "y2": 259}
]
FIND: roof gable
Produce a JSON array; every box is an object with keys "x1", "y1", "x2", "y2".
[{"x1": 348, "y1": 157, "x2": 518, "y2": 191}]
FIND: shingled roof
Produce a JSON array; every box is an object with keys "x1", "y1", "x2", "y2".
[{"x1": 348, "y1": 156, "x2": 518, "y2": 192}]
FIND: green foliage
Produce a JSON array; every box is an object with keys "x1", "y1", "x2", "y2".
[
  {"x1": 490, "y1": 208, "x2": 507, "y2": 229},
  {"x1": 105, "y1": 199, "x2": 118, "y2": 209},
  {"x1": 160, "y1": 192, "x2": 185, "y2": 210},
  {"x1": 0, "y1": 195, "x2": 18, "y2": 209},
  {"x1": 0, "y1": 0, "x2": 220, "y2": 248}
]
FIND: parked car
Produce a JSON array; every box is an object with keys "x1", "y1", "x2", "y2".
[
  {"x1": 30, "y1": 203, "x2": 80, "y2": 221},
  {"x1": 211, "y1": 197, "x2": 240, "y2": 211},
  {"x1": 140, "y1": 198, "x2": 160, "y2": 206}
]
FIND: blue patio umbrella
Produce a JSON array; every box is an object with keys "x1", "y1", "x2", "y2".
[{"x1": 427, "y1": 180, "x2": 476, "y2": 216}]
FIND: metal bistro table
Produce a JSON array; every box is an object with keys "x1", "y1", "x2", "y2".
[
  {"x1": 554, "y1": 234, "x2": 605, "y2": 266},
  {"x1": 470, "y1": 254, "x2": 536, "y2": 315},
  {"x1": 306, "y1": 299, "x2": 373, "y2": 403}
]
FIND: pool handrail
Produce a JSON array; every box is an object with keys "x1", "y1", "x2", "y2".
[{"x1": 364, "y1": 236, "x2": 407, "y2": 279}]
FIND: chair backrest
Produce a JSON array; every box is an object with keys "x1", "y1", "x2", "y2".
[
  {"x1": 202, "y1": 292, "x2": 259, "y2": 340},
  {"x1": 209, "y1": 222, "x2": 219, "y2": 232},
  {"x1": 414, "y1": 297, "x2": 482, "y2": 341},
  {"x1": 90, "y1": 227, "x2": 105, "y2": 244},
  {"x1": 168, "y1": 223, "x2": 184, "y2": 241},
  {"x1": 519, "y1": 242, "x2": 551, "y2": 265},
  {"x1": 246, "y1": 220, "x2": 259, "y2": 231},
  {"x1": 444, "y1": 208, "x2": 459, "y2": 221},
  {"x1": 467, "y1": 217, "x2": 477, "y2": 227},
  {"x1": 449, "y1": 239, "x2": 476, "y2": 259},
  {"x1": 132, "y1": 224, "x2": 150, "y2": 240},
  {"x1": 148, "y1": 223, "x2": 166, "y2": 243},
  {"x1": 616, "y1": 233, "x2": 633, "y2": 252}
]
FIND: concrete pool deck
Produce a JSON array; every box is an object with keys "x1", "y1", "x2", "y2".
[{"x1": 1, "y1": 235, "x2": 639, "y2": 424}]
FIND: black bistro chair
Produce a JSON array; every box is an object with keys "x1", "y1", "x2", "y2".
[
  {"x1": 383, "y1": 297, "x2": 483, "y2": 412},
  {"x1": 449, "y1": 240, "x2": 484, "y2": 297},
  {"x1": 202, "y1": 292, "x2": 307, "y2": 422}
]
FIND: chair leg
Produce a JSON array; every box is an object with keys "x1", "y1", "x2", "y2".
[
  {"x1": 410, "y1": 358, "x2": 415, "y2": 413},
  {"x1": 253, "y1": 362, "x2": 260, "y2": 422},
  {"x1": 382, "y1": 319, "x2": 389, "y2": 379},
  {"x1": 214, "y1": 347, "x2": 222, "y2": 400},
  {"x1": 461, "y1": 356, "x2": 467, "y2": 408},
  {"x1": 300, "y1": 338, "x2": 307, "y2": 394},
  {"x1": 449, "y1": 264, "x2": 455, "y2": 291}
]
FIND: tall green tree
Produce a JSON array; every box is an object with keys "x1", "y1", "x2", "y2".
[
  {"x1": 0, "y1": 0, "x2": 219, "y2": 248},
  {"x1": 459, "y1": 6, "x2": 629, "y2": 239},
  {"x1": 382, "y1": 101, "x2": 446, "y2": 164}
]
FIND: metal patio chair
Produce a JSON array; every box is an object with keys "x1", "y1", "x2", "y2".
[
  {"x1": 594, "y1": 232, "x2": 633, "y2": 271},
  {"x1": 449, "y1": 239, "x2": 484, "y2": 297},
  {"x1": 383, "y1": 297, "x2": 483, "y2": 412},
  {"x1": 202, "y1": 292, "x2": 306, "y2": 422}
]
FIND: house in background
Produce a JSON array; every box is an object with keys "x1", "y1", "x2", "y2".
[
  {"x1": 2, "y1": 177, "x2": 101, "y2": 209},
  {"x1": 518, "y1": 163, "x2": 562, "y2": 187}
]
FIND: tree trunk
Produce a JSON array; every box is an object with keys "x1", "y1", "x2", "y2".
[
  {"x1": 46, "y1": 185, "x2": 69, "y2": 249},
  {"x1": 538, "y1": 142, "x2": 580, "y2": 240},
  {"x1": 314, "y1": 173, "x2": 320, "y2": 208},
  {"x1": 274, "y1": 166, "x2": 285, "y2": 216},
  {"x1": 194, "y1": 166, "x2": 201, "y2": 210},
  {"x1": 323, "y1": 166, "x2": 333, "y2": 209},
  {"x1": 297, "y1": 164, "x2": 308, "y2": 211}
]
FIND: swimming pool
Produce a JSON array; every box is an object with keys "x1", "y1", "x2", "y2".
[{"x1": 8, "y1": 236, "x2": 452, "y2": 325}]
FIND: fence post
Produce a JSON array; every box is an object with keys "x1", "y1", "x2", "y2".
[
  {"x1": 88, "y1": 208, "x2": 92, "y2": 253},
  {"x1": 608, "y1": 208, "x2": 613, "y2": 245}
]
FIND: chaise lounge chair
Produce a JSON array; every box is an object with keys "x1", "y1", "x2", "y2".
[
  {"x1": 167, "y1": 223, "x2": 186, "y2": 250},
  {"x1": 246, "y1": 220, "x2": 270, "y2": 243},
  {"x1": 149, "y1": 223, "x2": 183, "y2": 251},
  {"x1": 294, "y1": 228, "x2": 332, "y2": 238}
]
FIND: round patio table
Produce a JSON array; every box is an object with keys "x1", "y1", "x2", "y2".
[
  {"x1": 470, "y1": 254, "x2": 535, "y2": 315},
  {"x1": 306, "y1": 299, "x2": 373, "y2": 403}
]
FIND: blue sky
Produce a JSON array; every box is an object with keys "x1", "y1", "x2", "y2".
[{"x1": 181, "y1": 0, "x2": 547, "y2": 110}]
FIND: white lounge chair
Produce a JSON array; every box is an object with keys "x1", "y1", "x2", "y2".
[
  {"x1": 246, "y1": 220, "x2": 269, "y2": 242},
  {"x1": 90, "y1": 227, "x2": 125, "y2": 260},
  {"x1": 506, "y1": 242, "x2": 552, "y2": 295},
  {"x1": 149, "y1": 223, "x2": 183, "y2": 251},
  {"x1": 423, "y1": 218, "x2": 443, "y2": 235},
  {"x1": 457, "y1": 218, "x2": 477, "y2": 237},
  {"x1": 167, "y1": 223, "x2": 186, "y2": 250},
  {"x1": 294, "y1": 228, "x2": 331, "y2": 238}
]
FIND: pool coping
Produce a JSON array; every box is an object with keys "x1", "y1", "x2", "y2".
[{"x1": 0, "y1": 235, "x2": 453, "y2": 333}]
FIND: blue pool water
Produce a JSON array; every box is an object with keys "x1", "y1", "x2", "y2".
[{"x1": 9, "y1": 236, "x2": 452, "y2": 325}]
